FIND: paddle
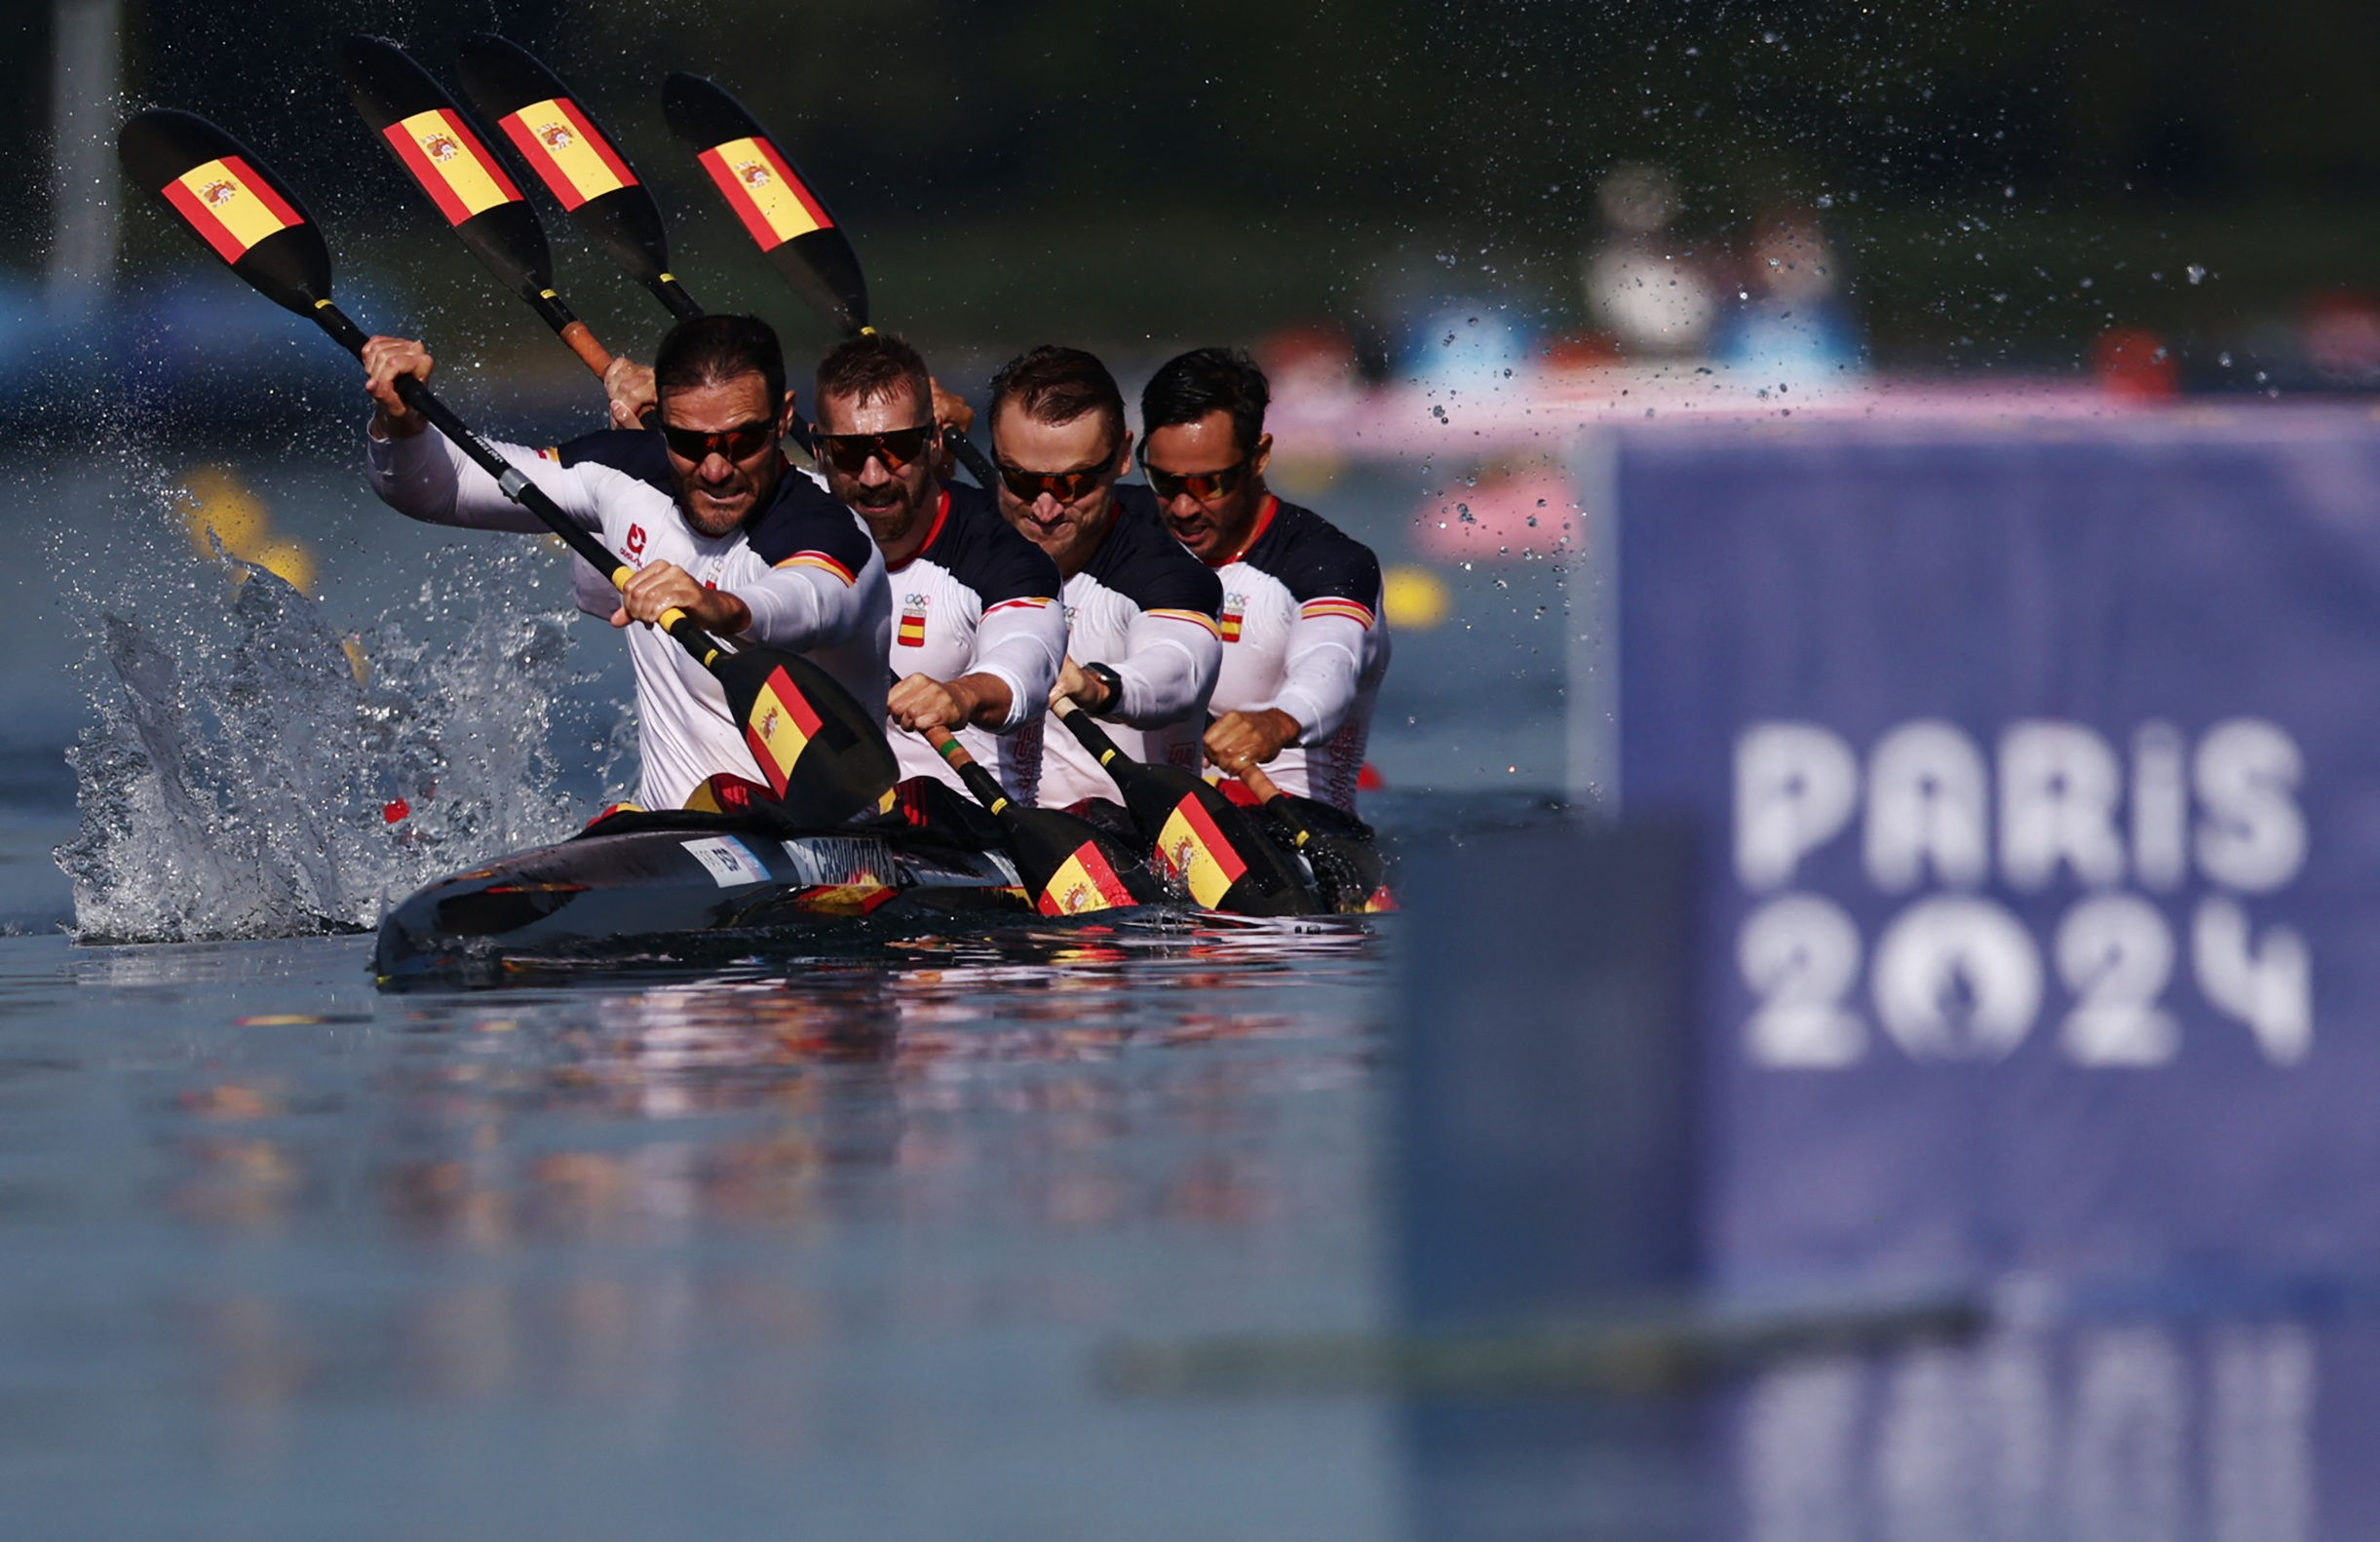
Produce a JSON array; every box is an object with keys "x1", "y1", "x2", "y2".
[
  {"x1": 118, "y1": 107, "x2": 898, "y2": 825},
  {"x1": 452, "y1": 34, "x2": 702, "y2": 321},
  {"x1": 921, "y1": 726, "x2": 1160, "y2": 916},
  {"x1": 338, "y1": 35, "x2": 625, "y2": 383},
  {"x1": 1233, "y1": 759, "x2": 1395, "y2": 914},
  {"x1": 1048, "y1": 697, "x2": 1316, "y2": 916},
  {"x1": 449, "y1": 34, "x2": 827, "y2": 456},
  {"x1": 659, "y1": 71, "x2": 1002, "y2": 493}
]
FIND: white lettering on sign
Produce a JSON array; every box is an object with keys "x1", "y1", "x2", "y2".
[
  {"x1": 1736, "y1": 724, "x2": 1860, "y2": 891},
  {"x1": 2000, "y1": 721, "x2": 2127, "y2": 891},
  {"x1": 1865, "y1": 721, "x2": 1989, "y2": 893},
  {"x1": 1733, "y1": 717, "x2": 2314, "y2": 1068},
  {"x1": 1870, "y1": 896, "x2": 2042, "y2": 1060}
]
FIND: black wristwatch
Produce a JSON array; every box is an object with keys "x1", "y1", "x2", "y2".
[{"x1": 1083, "y1": 662, "x2": 1125, "y2": 712}]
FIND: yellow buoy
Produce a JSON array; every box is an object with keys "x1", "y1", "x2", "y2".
[
  {"x1": 1382, "y1": 564, "x2": 1452, "y2": 631},
  {"x1": 174, "y1": 464, "x2": 269, "y2": 559},
  {"x1": 254, "y1": 538, "x2": 318, "y2": 596}
]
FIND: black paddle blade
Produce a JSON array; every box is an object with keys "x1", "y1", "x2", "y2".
[
  {"x1": 339, "y1": 35, "x2": 554, "y2": 306},
  {"x1": 118, "y1": 109, "x2": 332, "y2": 317},
  {"x1": 710, "y1": 643, "x2": 897, "y2": 825},
  {"x1": 661, "y1": 72, "x2": 869, "y2": 336},
  {"x1": 455, "y1": 35, "x2": 698, "y2": 316},
  {"x1": 1054, "y1": 703, "x2": 1317, "y2": 916},
  {"x1": 1006, "y1": 811, "x2": 1162, "y2": 916}
]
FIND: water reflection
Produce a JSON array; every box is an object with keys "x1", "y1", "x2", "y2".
[{"x1": 2, "y1": 918, "x2": 1389, "y2": 1536}]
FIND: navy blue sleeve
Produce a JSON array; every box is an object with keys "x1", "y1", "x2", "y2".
[
  {"x1": 1089, "y1": 486, "x2": 1224, "y2": 615},
  {"x1": 555, "y1": 428, "x2": 672, "y2": 489},
  {"x1": 1255, "y1": 502, "x2": 1383, "y2": 606},
  {"x1": 939, "y1": 482, "x2": 1061, "y2": 605},
  {"x1": 744, "y1": 474, "x2": 878, "y2": 578}
]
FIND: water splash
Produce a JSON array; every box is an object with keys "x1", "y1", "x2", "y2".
[{"x1": 58, "y1": 544, "x2": 602, "y2": 944}]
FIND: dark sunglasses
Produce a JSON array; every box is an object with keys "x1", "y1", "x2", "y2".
[
  {"x1": 1139, "y1": 449, "x2": 1253, "y2": 503},
  {"x1": 813, "y1": 425, "x2": 936, "y2": 477},
  {"x1": 660, "y1": 416, "x2": 778, "y2": 463},
  {"x1": 997, "y1": 453, "x2": 1117, "y2": 506}
]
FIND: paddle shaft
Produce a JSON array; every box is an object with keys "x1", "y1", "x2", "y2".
[
  {"x1": 316, "y1": 301, "x2": 721, "y2": 666},
  {"x1": 923, "y1": 724, "x2": 1019, "y2": 815}
]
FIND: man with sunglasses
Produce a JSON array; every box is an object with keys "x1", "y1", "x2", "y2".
[
  {"x1": 359, "y1": 315, "x2": 889, "y2": 812},
  {"x1": 986, "y1": 346, "x2": 1224, "y2": 812},
  {"x1": 811, "y1": 332, "x2": 1066, "y2": 803},
  {"x1": 1141, "y1": 347, "x2": 1390, "y2": 815}
]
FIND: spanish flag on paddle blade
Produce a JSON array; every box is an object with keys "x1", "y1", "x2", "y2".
[
  {"x1": 695, "y1": 135, "x2": 832, "y2": 251},
  {"x1": 383, "y1": 108, "x2": 523, "y2": 226},
  {"x1": 496, "y1": 97, "x2": 635, "y2": 211},
  {"x1": 742, "y1": 667, "x2": 825, "y2": 796},
  {"x1": 163, "y1": 157, "x2": 301, "y2": 264},
  {"x1": 1038, "y1": 842, "x2": 1138, "y2": 916},
  {"x1": 1157, "y1": 794, "x2": 1250, "y2": 909}
]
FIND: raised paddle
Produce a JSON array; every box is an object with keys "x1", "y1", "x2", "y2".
[
  {"x1": 118, "y1": 107, "x2": 898, "y2": 826},
  {"x1": 1048, "y1": 697, "x2": 1316, "y2": 916},
  {"x1": 450, "y1": 35, "x2": 826, "y2": 454},
  {"x1": 338, "y1": 36, "x2": 625, "y2": 384},
  {"x1": 659, "y1": 71, "x2": 1002, "y2": 493},
  {"x1": 452, "y1": 34, "x2": 701, "y2": 321},
  {"x1": 1231, "y1": 758, "x2": 1395, "y2": 914},
  {"x1": 920, "y1": 726, "x2": 1160, "y2": 916}
]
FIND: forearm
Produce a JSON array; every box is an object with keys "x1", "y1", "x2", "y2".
[
  {"x1": 1101, "y1": 613, "x2": 1223, "y2": 728},
  {"x1": 1265, "y1": 616, "x2": 1369, "y2": 741},
  {"x1": 969, "y1": 600, "x2": 1065, "y2": 732},
  {"x1": 365, "y1": 422, "x2": 567, "y2": 535}
]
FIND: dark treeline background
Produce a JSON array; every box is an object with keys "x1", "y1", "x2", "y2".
[{"x1": 5, "y1": 0, "x2": 2377, "y2": 367}]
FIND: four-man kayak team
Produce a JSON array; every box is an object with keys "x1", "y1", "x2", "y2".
[{"x1": 360, "y1": 315, "x2": 1389, "y2": 844}]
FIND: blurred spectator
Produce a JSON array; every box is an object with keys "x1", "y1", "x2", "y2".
[
  {"x1": 2092, "y1": 328, "x2": 2180, "y2": 400},
  {"x1": 1712, "y1": 208, "x2": 1863, "y2": 382},
  {"x1": 1581, "y1": 165, "x2": 1720, "y2": 358},
  {"x1": 2302, "y1": 294, "x2": 2380, "y2": 388}
]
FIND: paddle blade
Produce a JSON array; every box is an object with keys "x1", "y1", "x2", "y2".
[
  {"x1": 338, "y1": 35, "x2": 555, "y2": 305},
  {"x1": 711, "y1": 643, "x2": 897, "y2": 824},
  {"x1": 662, "y1": 72, "x2": 868, "y2": 335},
  {"x1": 455, "y1": 35, "x2": 692, "y2": 311},
  {"x1": 1011, "y1": 814, "x2": 1161, "y2": 916},
  {"x1": 1054, "y1": 703, "x2": 1317, "y2": 916},
  {"x1": 118, "y1": 109, "x2": 332, "y2": 317}
]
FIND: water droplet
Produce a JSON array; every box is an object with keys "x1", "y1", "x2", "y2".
[{"x1": 2187, "y1": 264, "x2": 2207, "y2": 285}]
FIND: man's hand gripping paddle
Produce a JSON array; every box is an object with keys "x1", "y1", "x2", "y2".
[
  {"x1": 118, "y1": 108, "x2": 897, "y2": 826},
  {"x1": 1231, "y1": 758, "x2": 1395, "y2": 914},
  {"x1": 659, "y1": 71, "x2": 1001, "y2": 493},
  {"x1": 337, "y1": 36, "x2": 629, "y2": 385},
  {"x1": 921, "y1": 727, "x2": 1159, "y2": 917},
  {"x1": 1049, "y1": 697, "x2": 1317, "y2": 916}
]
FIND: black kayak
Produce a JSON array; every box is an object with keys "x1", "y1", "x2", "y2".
[{"x1": 372, "y1": 806, "x2": 1033, "y2": 987}]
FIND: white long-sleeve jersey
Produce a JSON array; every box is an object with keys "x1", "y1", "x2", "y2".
[
  {"x1": 879, "y1": 482, "x2": 1067, "y2": 802},
  {"x1": 366, "y1": 424, "x2": 890, "y2": 811},
  {"x1": 1206, "y1": 495, "x2": 1391, "y2": 814},
  {"x1": 1038, "y1": 484, "x2": 1224, "y2": 809}
]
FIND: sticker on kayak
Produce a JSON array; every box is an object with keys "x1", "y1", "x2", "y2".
[
  {"x1": 681, "y1": 835, "x2": 767, "y2": 887},
  {"x1": 780, "y1": 836, "x2": 895, "y2": 888}
]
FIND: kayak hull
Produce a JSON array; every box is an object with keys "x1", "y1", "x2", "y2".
[{"x1": 373, "y1": 814, "x2": 1028, "y2": 986}]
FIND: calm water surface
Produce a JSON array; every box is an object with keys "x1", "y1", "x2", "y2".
[{"x1": 0, "y1": 920, "x2": 1401, "y2": 1538}]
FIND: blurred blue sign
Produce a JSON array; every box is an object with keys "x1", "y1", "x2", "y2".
[{"x1": 1616, "y1": 416, "x2": 2380, "y2": 1295}]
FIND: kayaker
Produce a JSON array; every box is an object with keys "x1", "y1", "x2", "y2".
[
  {"x1": 1141, "y1": 347, "x2": 1391, "y2": 814},
  {"x1": 811, "y1": 331, "x2": 1067, "y2": 806},
  {"x1": 986, "y1": 346, "x2": 1224, "y2": 814},
  {"x1": 360, "y1": 314, "x2": 890, "y2": 812}
]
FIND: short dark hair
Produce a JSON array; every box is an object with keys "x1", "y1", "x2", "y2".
[
  {"x1": 988, "y1": 346, "x2": 1127, "y2": 450},
  {"x1": 654, "y1": 314, "x2": 785, "y2": 414},
  {"x1": 815, "y1": 331, "x2": 931, "y2": 419},
  {"x1": 1140, "y1": 347, "x2": 1270, "y2": 458}
]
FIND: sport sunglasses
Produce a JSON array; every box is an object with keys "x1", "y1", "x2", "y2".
[
  {"x1": 997, "y1": 453, "x2": 1118, "y2": 505},
  {"x1": 812, "y1": 425, "x2": 937, "y2": 477},
  {"x1": 659, "y1": 416, "x2": 779, "y2": 463},
  {"x1": 1138, "y1": 448, "x2": 1253, "y2": 503}
]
